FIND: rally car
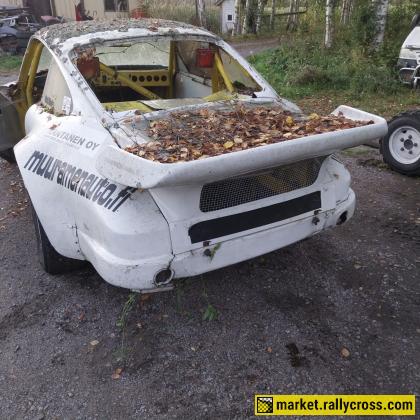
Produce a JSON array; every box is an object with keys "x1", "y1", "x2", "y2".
[{"x1": 0, "y1": 20, "x2": 387, "y2": 292}]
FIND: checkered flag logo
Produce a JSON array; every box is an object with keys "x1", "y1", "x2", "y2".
[{"x1": 257, "y1": 397, "x2": 274, "y2": 414}]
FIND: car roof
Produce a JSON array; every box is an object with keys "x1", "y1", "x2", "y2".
[{"x1": 36, "y1": 18, "x2": 216, "y2": 50}]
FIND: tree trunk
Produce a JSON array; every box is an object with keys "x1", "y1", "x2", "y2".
[
  {"x1": 340, "y1": 0, "x2": 353, "y2": 25},
  {"x1": 270, "y1": 0, "x2": 276, "y2": 30},
  {"x1": 371, "y1": 0, "x2": 390, "y2": 51},
  {"x1": 233, "y1": 0, "x2": 241, "y2": 35},
  {"x1": 256, "y1": 0, "x2": 266, "y2": 34},
  {"x1": 286, "y1": 0, "x2": 294, "y2": 30},
  {"x1": 287, "y1": 0, "x2": 300, "y2": 31},
  {"x1": 196, "y1": 0, "x2": 207, "y2": 28},
  {"x1": 325, "y1": 0, "x2": 334, "y2": 48},
  {"x1": 242, "y1": 0, "x2": 252, "y2": 34}
]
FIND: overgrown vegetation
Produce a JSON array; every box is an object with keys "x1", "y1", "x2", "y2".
[
  {"x1": 249, "y1": 1, "x2": 420, "y2": 117},
  {"x1": 146, "y1": 0, "x2": 220, "y2": 33},
  {"x1": 0, "y1": 55, "x2": 22, "y2": 72}
]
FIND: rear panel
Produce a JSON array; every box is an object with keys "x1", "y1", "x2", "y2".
[{"x1": 151, "y1": 156, "x2": 337, "y2": 254}]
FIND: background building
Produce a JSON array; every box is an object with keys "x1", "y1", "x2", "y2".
[
  {"x1": 216, "y1": 0, "x2": 235, "y2": 34},
  {"x1": 53, "y1": 0, "x2": 137, "y2": 20},
  {"x1": 0, "y1": 0, "x2": 24, "y2": 7}
]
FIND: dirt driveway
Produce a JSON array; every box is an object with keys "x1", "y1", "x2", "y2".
[
  {"x1": 0, "y1": 146, "x2": 419, "y2": 419},
  {"x1": 231, "y1": 37, "x2": 280, "y2": 57}
]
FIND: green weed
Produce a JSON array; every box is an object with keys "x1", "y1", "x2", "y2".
[
  {"x1": 114, "y1": 292, "x2": 138, "y2": 365},
  {"x1": 202, "y1": 304, "x2": 218, "y2": 321},
  {"x1": 116, "y1": 292, "x2": 137, "y2": 331}
]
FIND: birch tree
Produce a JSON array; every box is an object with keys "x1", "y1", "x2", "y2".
[
  {"x1": 371, "y1": 0, "x2": 390, "y2": 51},
  {"x1": 325, "y1": 0, "x2": 334, "y2": 48},
  {"x1": 196, "y1": 0, "x2": 207, "y2": 28},
  {"x1": 242, "y1": 0, "x2": 252, "y2": 34},
  {"x1": 256, "y1": 0, "x2": 267, "y2": 34},
  {"x1": 270, "y1": 0, "x2": 276, "y2": 30},
  {"x1": 340, "y1": 0, "x2": 353, "y2": 25},
  {"x1": 233, "y1": 0, "x2": 241, "y2": 35}
]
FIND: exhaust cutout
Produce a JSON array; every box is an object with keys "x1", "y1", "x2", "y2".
[{"x1": 154, "y1": 269, "x2": 174, "y2": 286}]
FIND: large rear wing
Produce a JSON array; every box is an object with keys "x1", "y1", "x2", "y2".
[{"x1": 97, "y1": 105, "x2": 387, "y2": 189}]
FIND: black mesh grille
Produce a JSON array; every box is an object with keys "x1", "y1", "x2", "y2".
[{"x1": 200, "y1": 157, "x2": 325, "y2": 213}]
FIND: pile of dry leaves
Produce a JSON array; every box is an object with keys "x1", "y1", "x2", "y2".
[{"x1": 125, "y1": 106, "x2": 372, "y2": 163}]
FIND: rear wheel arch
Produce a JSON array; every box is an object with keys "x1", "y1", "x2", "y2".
[{"x1": 30, "y1": 202, "x2": 87, "y2": 275}]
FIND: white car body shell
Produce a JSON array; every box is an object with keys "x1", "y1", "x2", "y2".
[{"x1": 12, "y1": 20, "x2": 388, "y2": 292}]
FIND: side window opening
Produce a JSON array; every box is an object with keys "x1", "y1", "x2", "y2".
[
  {"x1": 219, "y1": 49, "x2": 260, "y2": 95},
  {"x1": 32, "y1": 47, "x2": 53, "y2": 104},
  {"x1": 41, "y1": 60, "x2": 73, "y2": 116},
  {"x1": 16, "y1": 40, "x2": 53, "y2": 109}
]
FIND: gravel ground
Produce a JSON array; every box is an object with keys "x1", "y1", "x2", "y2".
[
  {"x1": 1, "y1": 44, "x2": 420, "y2": 419},
  {"x1": 0, "y1": 72, "x2": 18, "y2": 85},
  {"x1": 0, "y1": 146, "x2": 419, "y2": 419}
]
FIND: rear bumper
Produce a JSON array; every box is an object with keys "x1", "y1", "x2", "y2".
[
  {"x1": 171, "y1": 190, "x2": 355, "y2": 278},
  {"x1": 80, "y1": 189, "x2": 355, "y2": 291}
]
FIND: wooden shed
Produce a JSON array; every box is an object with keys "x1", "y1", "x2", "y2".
[{"x1": 216, "y1": 0, "x2": 235, "y2": 34}]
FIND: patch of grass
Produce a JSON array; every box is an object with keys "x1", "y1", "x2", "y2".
[
  {"x1": 116, "y1": 293, "x2": 137, "y2": 331},
  {"x1": 249, "y1": 39, "x2": 401, "y2": 101},
  {"x1": 114, "y1": 292, "x2": 138, "y2": 365},
  {"x1": 0, "y1": 55, "x2": 22, "y2": 72},
  {"x1": 294, "y1": 88, "x2": 419, "y2": 120},
  {"x1": 202, "y1": 304, "x2": 218, "y2": 321},
  {"x1": 247, "y1": 2, "x2": 420, "y2": 119},
  {"x1": 341, "y1": 146, "x2": 372, "y2": 157},
  {"x1": 249, "y1": 33, "x2": 420, "y2": 118}
]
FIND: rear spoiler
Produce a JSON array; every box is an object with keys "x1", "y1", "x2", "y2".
[{"x1": 96, "y1": 105, "x2": 387, "y2": 189}]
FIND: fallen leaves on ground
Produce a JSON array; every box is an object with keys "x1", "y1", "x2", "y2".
[
  {"x1": 112, "y1": 368, "x2": 123, "y2": 380},
  {"x1": 125, "y1": 105, "x2": 373, "y2": 163},
  {"x1": 340, "y1": 347, "x2": 351, "y2": 358}
]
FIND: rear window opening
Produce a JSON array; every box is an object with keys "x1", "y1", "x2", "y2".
[{"x1": 72, "y1": 38, "x2": 262, "y2": 113}]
